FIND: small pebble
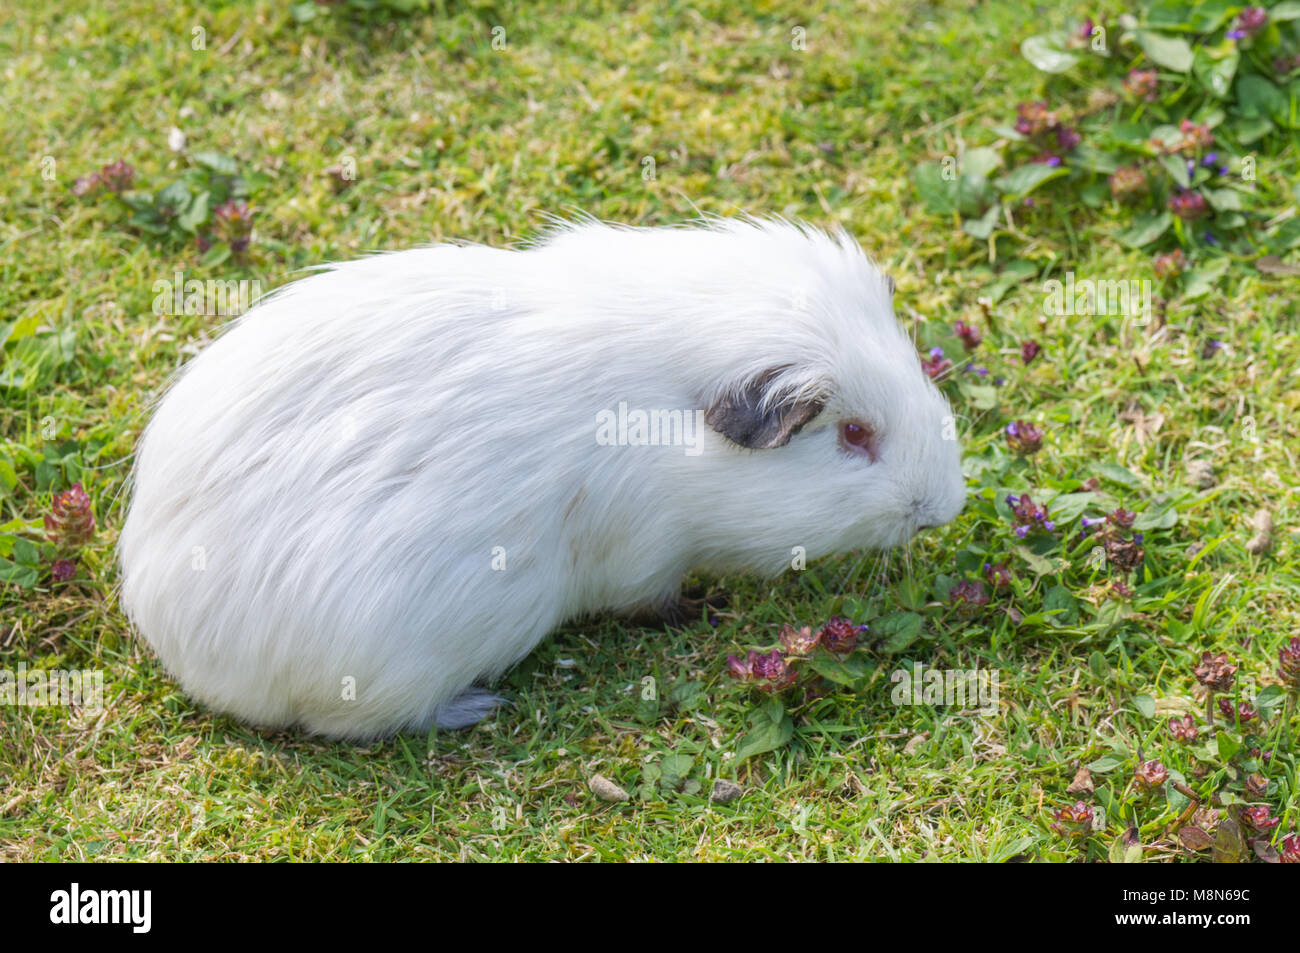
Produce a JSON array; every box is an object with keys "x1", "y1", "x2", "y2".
[
  {"x1": 710, "y1": 779, "x2": 745, "y2": 803},
  {"x1": 588, "y1": 774, "x2": 630, "y2": 802}
]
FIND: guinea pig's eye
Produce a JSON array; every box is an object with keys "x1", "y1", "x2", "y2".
[{"x1": 839, "y1": 420, "x2": 879, "y2": 461}]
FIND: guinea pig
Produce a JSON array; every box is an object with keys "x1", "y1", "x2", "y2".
[{"x1": 117, "y1": 217, "x2": 966, "y2": 740}]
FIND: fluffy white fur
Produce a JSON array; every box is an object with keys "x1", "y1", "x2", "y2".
[{"x1": 117, "y1": 217, "x2": 966, "y2": 739}]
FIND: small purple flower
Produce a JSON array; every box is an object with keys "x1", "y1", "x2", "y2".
[
  {"x1": 1202, "y1": 152, "x2": 1219, "y2": 166},
  {"x1": 1227, "y1": 29, "x2": 1245, "y2": 41},
  {"x1": 51, "y1": 559, "x2": 77, "y2": 583},
  {"x1": 1020, "y1": 339, "x2": 1041, "y2": 365},
  {"x1": 1007, "y1": 493, "x2": 1054, "y2": 536},
  {"x1": 1203, "y1": 232, "x2": 1218, "y2": 245},
  {"x1": 1080, "y1": 515, "x2": 1106, "y2": 533},
  {"x1": 1107, "y1": 508, "x2": 1136, "y2": 529},
  {"x1": 45, "y1": 483, "x2": 95, "y2": 548},
  {"x1": 954, "y1": 320, "x2": 982, "y2": 351},
  {"x1": 1282, "y1": 834, "x2": 1300, "y2": 864},
  {"x1": 1134, "y1": 759, "x2": 1169, "y2": 793},
  {"x1": 213, "y1": 199, "x2": 254, "y2": 252},
  {"x1": 1234, "y1": 7, "x2": 1268, "y2": 38},
  {"x1": 1014, "y1": 101, "x2": 1055, "y2": 137},
  {"x1": 1153, "y1": 249, "x2": 1187, "y2": 279},
  {"x1": 949, "y1": 579, "x2": 989, "y2": 610},
  {"x1": 984, "y1": 562, "x2": 1013, "y2": 590},
  {"x1": 819, "y1": 617, "x2": 859, "y2": 657},
  {"x1": 1240, "y1": 805, "x2": 1279, "y2": 833},
  {"x1": 921, "y1": 348, "x2": 953, "y2": 380},
  {"x1": 1108, "y1": 164, "x2": 1148, "y2": 203},
  {"x1": 1055, "y1": 126, "x2": 1081, "y2": 151},
  {"x1": 1179, "y1": 119, "x2": 1214, "y2": 152},
  {"x1": 1193, "y1": 652, "x2": 1236, "y2": 693},
  {"x1": 729, "y1": 649, "x2": 797, "y2": 691},
  {"x1": 1168, "y1": 190, "x2": 1208, "y2": 220},
  {"x1": 1278, "y1": 636, "x2": 1300, "y2": 687},
  {"x1": 98, "y1": 160, "x2": 135, "y2": 193},
  {"x1": 778, "y1": 624, "x2": 819, "y2": 656},
  {"x1": 1052, "y1": 801, "x2": 1094, "y2": 837},
  {"x1": 1168, "y1": 714, "x2": 1198, "y2": 743},
  {"x1": 1004, "y1": 420, "x2": 1044, "y2": 455},
  {"x1": 750, "y1": 650, "x2": 797, "y2": 691},
  {"x1": 1218, "y1": 697, "x2": 1257, "y2": 724},
  {"x1": 1123, "y1": 69, "x2": 1159, "y2": 102}
]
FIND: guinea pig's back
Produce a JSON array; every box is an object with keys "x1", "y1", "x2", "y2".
[{"x1": 118, "y1": 246, "x2": 581, "y2": 737}]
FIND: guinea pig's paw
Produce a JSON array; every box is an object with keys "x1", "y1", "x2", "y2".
[{"x1": 433, "y1": 687, "x2": 504, "y2": 730}]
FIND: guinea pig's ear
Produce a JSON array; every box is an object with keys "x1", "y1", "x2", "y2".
[{"x1": 705, "y1": 368, "x2": 827, "y2": 450}]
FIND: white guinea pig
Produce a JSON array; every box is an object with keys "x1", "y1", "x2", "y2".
[{"x1": 117, "y1": 217, "x2": 966, "y2": 739}]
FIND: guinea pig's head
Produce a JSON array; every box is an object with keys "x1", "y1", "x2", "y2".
[{"x1": 682, "y1": 223, "x2": 967, "y2": 570}]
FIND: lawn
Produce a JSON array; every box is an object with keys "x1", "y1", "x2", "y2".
[{"x1": 1, "y1": 0, "x2": 1298, "y2": 862}]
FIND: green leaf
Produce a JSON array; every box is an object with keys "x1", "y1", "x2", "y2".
[
  {"x1": 1160, "y1": 154, "x2": 1190, "y2": 190},
  {"x1": 11, "y1": 537, "x2": 41, "y2": 566},
  {"x1": 1045, "y1": 492, "x2": 1094, "y2": 524},
  {"x1": 912, "y1": 162, "x2": 959, "y2": 215},
  {"x1": 962, "y1": 147, "x2": 1003, "y2": 180},
  {"x1": 1013, "y1": 544, "x2": 1059, "y2": 578},
  {"x1": 1204, "y1": 187, "x2": 1242, "y2": 212},
  {"x1": 1187, "y1": 0, "x2": 1239, "y2": 32},
  {"x1": 1255, "y1": 684, "x2": 1286, "y2": 713},
  {"x1": 1137, "y1": 31, "x2": 1193, "y2": 72},
  {"x1": 1021, "y1": 35, "x2": 1079, "y2": 73},
  {"x1": 1116, "y1": 211, "x2": 1172, "y2": 248},
  {"x1": 1212, "y1": 817, "x2": 1245, "y2": 863},
  {"x1": 1133, "y1": 694, "x2": 1156, "y2": 719},
  {"x1": 1087, "y1": 754, "x2": 1123, "y2": 773},
  {"x1": 806, "y1": 655, "x2": 859, "y2": 687},
  {"x1": 1089, "y1": 651, "x2": 1110, "y2": 679},
  {"x1": 190, "y1": 151, "x2": 240, "y2": 176},
  {"x1": 734, "y1": 705, "x2": 795, "y2": 763},
  {"x1": 1193, "y1": 47, "x2": 1239, "y2": 100},
  {"x1": 0, "y1": 556, "x2": 39, "y2": 588},
  {"x1": 962, "y1": 203, "x2": 1001, "y2": 240},
  {"x1": 1232, "y1": 115, "x2": 1275, "y2": 144},
  {"x1": 1236, "y1": 75, "x2": 1289, "y2": 125},
  {"x1": 1265, "y1": 218, "x2": 1300, "y2": 252},
  {"x1": 177, "y1": 190, "x2": 210, "y2": 232},
  {"x1": 874, "y1": 611, "x2": 924, "y2": 653},
  {"x1": 1181, "y1": 258, "x2": 1230, "y2": 299},
  {"x1": 656, "y1": 754, "x2": 695, "y2": 790},
  {"x1": 994, "y1": 163, "x2": 1068, "y2": 198},
  {"x1": 1043, "y1": 586, "x2": 1078, "y2": 626},
  {"x1": 1272, "y1": 1, "x2": 1300, "y2": 21},
  {"x1": 1217, "y1": 732, "x2": 1241, "y2": 761}
]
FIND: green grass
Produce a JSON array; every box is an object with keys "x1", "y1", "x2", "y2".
[{"x1": 1, "y1": 0, "x2": 1297, "y2": 862}]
